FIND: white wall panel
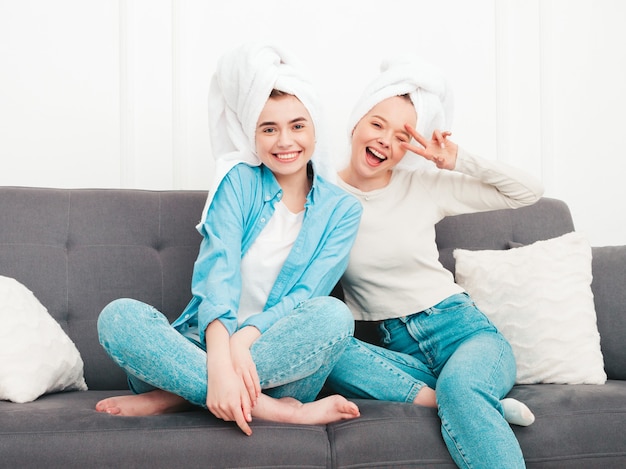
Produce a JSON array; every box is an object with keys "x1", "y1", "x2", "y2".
[
  {"x1": 123, "y1": 0, "x2": 174, "y2": 189},
  {"x1": 0, "y1": 0, "x2": 120, "y2": 188},
  {"x1": 541, "y1": 0, "x2": 626, "y2": 246},
  {"x1": 494, "y1": 1, "x2": 543, "y2": 180},
  {"x1": 170, "y1": 0, "x2": 213, "y2": 191},
  {"x1": 1, "y1": 0, "x2": 624, "y2": 245}
]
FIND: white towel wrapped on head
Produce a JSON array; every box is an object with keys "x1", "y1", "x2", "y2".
[
  {"x1": 347, "y1": 57, "x2": 454, "y2": 170},
  {"x1": 199, "y1": 42, "x2": 333, "y2": 226}
]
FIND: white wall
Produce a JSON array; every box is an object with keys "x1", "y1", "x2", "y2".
[{"x1": 1, "y1": 0, "x2": 625, "y2": 246}]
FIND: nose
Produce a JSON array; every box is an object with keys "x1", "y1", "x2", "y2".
[
  {"x1": 277, "y1": 130, "x2": 294, "y2": 147},
  {"x1": 377, "y1": 131, "x2": 391, "y2": 148}
]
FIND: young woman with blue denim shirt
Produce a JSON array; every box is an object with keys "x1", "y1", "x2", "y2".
[
  {"x1": 95, "y1": 44, "x2": 362, "y2": 435},
  {"x1": 326, "y1": 59, "x2": 544, "y2": 468}
]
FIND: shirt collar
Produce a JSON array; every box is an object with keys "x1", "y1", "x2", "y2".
[{"x1": 260, "y1": 162, "x2": 319, "y2": 206}]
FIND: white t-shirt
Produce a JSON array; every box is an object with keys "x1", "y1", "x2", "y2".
[
  {"x1": 238, "y1": 201, "x2": 304, "y2": 325},
  {"x1": 338, "y1": 148, "x2": 544, "y2": 321}
]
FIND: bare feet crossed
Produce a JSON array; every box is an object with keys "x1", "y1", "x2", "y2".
[{"x1": 96, "y1": 390, "x2": 360, "y2": 435}]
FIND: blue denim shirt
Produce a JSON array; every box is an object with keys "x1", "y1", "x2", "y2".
[{"x1": 171, "y1": 162, "x2": 362, "y2": 345}]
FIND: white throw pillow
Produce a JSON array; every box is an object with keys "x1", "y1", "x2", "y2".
[
  {"x1": 0, "y1": 276, "x2": 87, "y2": 403},
  {"x1": 453, "y1": 232, "x2": 606, "y2": 385}
]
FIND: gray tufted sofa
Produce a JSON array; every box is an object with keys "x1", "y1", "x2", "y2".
[{"x1": 1, "y1": 186, "x2": 625, "y2": 468}]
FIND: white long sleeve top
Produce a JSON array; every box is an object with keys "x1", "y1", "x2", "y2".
[{"x1": 337, "y1": 148, "x2": 544, "y2": 321}]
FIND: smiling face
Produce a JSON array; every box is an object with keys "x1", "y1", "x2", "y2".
[
  {"x1": 255, "y1": 93, "x2": 315, "y2": 187},
  {"x1": 345, "y1": 95, "x2": 417, "y2": 191}
]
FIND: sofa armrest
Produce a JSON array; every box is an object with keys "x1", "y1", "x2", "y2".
[{"x1": 591, "y1": 245, "x2": 626, "y2": 380}]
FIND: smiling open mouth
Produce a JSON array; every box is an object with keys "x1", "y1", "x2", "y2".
[
  {"x1": 366, "y1": 147, "x2": 387, "y2": 165},
  {"x1": 274, "y1": 151, "x2": 300, "y2": 161}
]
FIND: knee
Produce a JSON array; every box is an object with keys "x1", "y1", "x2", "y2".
[
  {"x1": 436, "y1": 371, "x2": 477, "y2": 406},
  {"x1": 323, "y1": 296, "x2": 355, "y2": 336},
  {"x1": 436, "y1": 372, "x2": 500, "y2": 414},
  {"x1": 302, "y1": 296, "x2": 355, "y2": 337},
  {"x1": 97, "y1": 298, "x2": 146, "y2": 344},
  {"x1": 98, "y1": 298, "x2": 132, "y2": 328}
]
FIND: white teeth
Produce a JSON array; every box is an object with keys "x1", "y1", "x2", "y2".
[
  {"x1": 275, "y1": 152, "x2": 299, "y2": 160},
  {"x1": 368, "y1": 148, "x2": 386, "y2": 160}
]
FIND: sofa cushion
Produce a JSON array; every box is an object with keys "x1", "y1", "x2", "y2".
[
  {"x1": 454, "y1": 232, "x2": 606, "y2": 384},
  {"x1": 508, "y1": 382, "x2": 626, "y2": 466},
  {"x1": 0, "y1": 390, "x2": 333, "y2": 468},
  {"x1": 0, "y1": 276, "x2": 87, "y2": 403},
  {"x1": 330, "y1": 382, "x2": 626, "y2": 468}
]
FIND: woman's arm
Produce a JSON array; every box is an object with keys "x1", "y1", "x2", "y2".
[
  {"x1": 451, "y1": 148, "x2": 544, "y2": 208},
  {"x1": 205, "y1": 320, "x2": 254, "y2": 436},
  {"x1": 191, "y1": 168, "x2": 251, "y2": 343},
  {"x1": 402, "y1": 125, "x2": 544, "y2": 214},
  {"x1": 229, "y1": 326, "x2": 261, "y2": 409}
]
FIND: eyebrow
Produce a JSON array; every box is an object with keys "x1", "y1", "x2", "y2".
[{"x1": 257, "y1": 116, "x2": 309, "y2": 128}]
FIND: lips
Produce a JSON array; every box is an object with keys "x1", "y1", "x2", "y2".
[{"x1": 273, "y1": 151, "x2": 300, "y2": 161}]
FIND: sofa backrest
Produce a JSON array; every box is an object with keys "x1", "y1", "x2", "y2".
[
  {"x1": 2, "y1": 189, "x2": 624, "y2": 389},
  {"x1": 435, "y1": 197, "x2": 576, "y2": 274},
  {"x1": 0, "y1": 187, "x2": 206, "y2": 390}
]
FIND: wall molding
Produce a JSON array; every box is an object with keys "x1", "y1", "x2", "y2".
[
  {"x1": 119, "y1": 0, "x2": 135, "y2": 188},
  {"x1": 171, "y1": 0, "x2": 187, "y2": 190}
]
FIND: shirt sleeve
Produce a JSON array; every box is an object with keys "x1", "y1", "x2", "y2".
[
  {"x1": 426, "y1": 147, "x2": 545, "y2": 218},
  {"x1": 192, "y1": 169, "x2": 249, "y2": 342}
]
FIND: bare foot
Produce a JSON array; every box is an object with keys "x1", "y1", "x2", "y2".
[
  {"x1": 252, "y1": 394, "x2": 360, "y2": 425},
  {"x1": 95, "y1": 389, "x2": 191, "y2": 416},
  {"x1": 413, "y1": 386, "x2": 437, "y2": 408}
]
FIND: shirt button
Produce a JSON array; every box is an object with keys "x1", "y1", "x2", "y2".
[{"x1": 261, "y1": 217, "x2": 266, "y2": 223}]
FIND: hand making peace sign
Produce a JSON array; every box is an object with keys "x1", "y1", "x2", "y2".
[{"x1": 401, "y1": 124, "x2": 458, "y2": 171}]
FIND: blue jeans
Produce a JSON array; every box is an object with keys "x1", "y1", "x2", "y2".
[
  {"x1": 327, "y1": 293, "x2": 524, "y2": 469},
  {"x1": 97, "y1": 296, "x2": 354, "y2": 406}
]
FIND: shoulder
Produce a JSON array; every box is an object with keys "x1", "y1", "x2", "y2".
[
  {"x1": 316, "y1": 175, "x2": 353, "y2": 198},
  {"x1": 316, "y1": 176, "x2": 362, "y2": 210},
  {"x1": 224, "y1": 162, "x2": 262, "y2": 182},
  {"x1": 209, "y1": 163, "x2": 266, "y2": 213},
  {"x1": 217, "y1": 163, "x2": 265, "y2": 196},
  {"x1": 394, "y1": 166, "x2": 451, "y2": 190},
  {"x1": 389, "y1": 167, "x2": 425, "y2": 190}
]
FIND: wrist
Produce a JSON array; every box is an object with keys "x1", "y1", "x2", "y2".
[{"x1": 231, "y1": 326, "x2": 261, "y2": 348}]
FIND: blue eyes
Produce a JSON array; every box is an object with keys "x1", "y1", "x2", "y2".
[{"x1": 262, "y1": 124, "x2": 305, "y2": 134}]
